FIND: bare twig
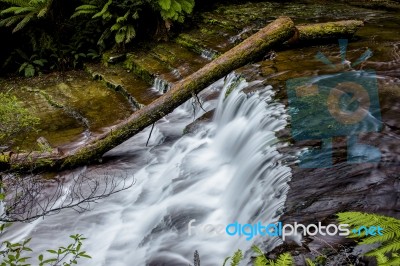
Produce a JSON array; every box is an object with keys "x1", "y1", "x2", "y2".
[
  {"x1": 146, "y1": 123, "x2": 155, "y2": 147},
  {"x1": 0, "y1": 171, "x2": 135, "y2": 223}
]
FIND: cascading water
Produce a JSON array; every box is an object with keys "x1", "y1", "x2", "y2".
[
  {"x1": 1, "y1": 73, "x2": 292, "y2": 266},
  {"x1": 153, "y1": 77, "x2": 171, "y2": 94}
]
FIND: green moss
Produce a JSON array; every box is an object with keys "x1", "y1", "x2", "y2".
[
  {"x1": 175, "y1": 34, "x2": 206, "y2": 55},
  {"x1": 39, "y1": 90, "x2": 64, "y2": 109},
  {"x1": 298, "y1": 21, "x2": 364, "y2": 41},
  {"x1": 0, "y1": 153, "x2": 10, "y2": 163}
]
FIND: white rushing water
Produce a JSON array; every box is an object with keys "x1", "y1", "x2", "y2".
[{"x1": 1, "y1": 73, "x2": 292, "y2": 266}]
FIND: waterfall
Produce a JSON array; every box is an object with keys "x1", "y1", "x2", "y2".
[
  {"x1": 153, "y1": 77, "x2": 171, "y2": 94},
  {"x1": 201, "y1": 49, "x2": 218, "y2": 60},
  {"x1": 1, "y1": 73, "x2": 292, "y2": 266}
]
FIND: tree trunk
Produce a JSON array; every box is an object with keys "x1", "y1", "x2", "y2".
[
  {"x1": 6, "y1": 16, "x2": 296, "y2": 172},
  {"x1": 290, "y1": 20, "x2": 364, "y2": 44},
  {"x1": 4, "y1": 19, "x2": 365, "y2": 172}
]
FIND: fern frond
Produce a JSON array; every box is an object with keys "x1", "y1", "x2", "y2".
[
  {"x1": 0, "y1": 15, "x2": 22, "y2": 27},
  {"x1": 380, "y1": 256, "x2": 400, "y2": 266},
  {"x1": 338, "y1": 212, "x2": 400, "y2": 266},
  {"x1": 305, "y1": 258, "x2": 316, "y2": 266},
  {"x1": 71, "y1": 4, "x2": 98, "y2": 18},
  {"x1": 12, "y1": 7, "x2": 35, "y2": 15},
  {"x1": 374, "y1": 252, "x2": 389, "y2": 264},
  {"x1": 252, "y1": 245, "x2": 268, "y2": 266},
  {"x1": 338, "y1": 212, "x2": 400, "y2": 241},
  {"x1": 0, "y1": 0, "x2": 52, "y2": 31},
  {"x1": 92, "y1": 0, "x2": 112, "y2": 19},
  {"x1": 0, "y1": 0, "x2": 28, "y2": 7},
  {"x1": 367, "y1": 240, "x2": 400, "y2": 256},
  {"x1": 124, "y1": 24, "x2": 135, "y2": 43},
  {"x1": 275, "y1": 253, "x2": 293, "y2": 266},
  {"x1": 36, "y1": 0, "x2": 53, "y2": 18},
  {"x1": 230, "y1": 249, "x2": 243, "y2": 266},
  {"x1": 13, "y1": 12, "x2": 34, "y2": 32},
  {"x1": 254, "y1": 256, "x2": 268, "y2": 266}
]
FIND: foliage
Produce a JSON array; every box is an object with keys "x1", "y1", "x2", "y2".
[
  {"x1": 71, "y1": 0, "x2": 141, "y2": 47},
  {"x1": 0, "y1": 184, "x2": 91, "y2": 266},
  {"x1": 221, "y1": 247, "x2": 293, "y2": 266},
  {"x1": 14, "y1": 49, "x2": 47, "y2": 77},
  {"x1": 157, "y1": 0, "x2": 194, "y2": 22},
  {"x1": 337, "y1": 211, "x2": 400, "y2": 266},
  {"x1": 252, "y1": 245, "x2": 293, "y2": 266},
  {"x1": 0, "y1": 93, "x2": 40, "y2": 148},
  {"x1": 222, "y1": 249, "x2": 243, "y2": 266},
  {"x1": 305, "y1": 258, "x2": 316, "y2": 266},
  {"x1": 0, "y1": 233, "x2": 91, "y2": 265},
  {"x1": 0, "y1": 0, "x2": 53, "y2": 33},
  {"x1": 0, "y1": 0, "x2": 195, "y2": 76}
]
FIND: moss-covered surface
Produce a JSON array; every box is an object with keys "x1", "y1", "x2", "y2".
[
  {"x1": 150, "y1": 42, "x2": 209, "y2": 75},
  {"x1": 41, "y1": 72, "x2": 132, "y2": 132},
  {"x1": 296, "y1": 20, "x2": 364, "y2": 42},
  {"x1": 0, "y1": 71, "x2": 132, "y2": 152},
  {"x1": 123, "y1": 50, "x2": 176, "y2": 84},
  {"x1": 84, "y1": 63, "x2": 159, "y2": 106},
  {"x1": 175, "y1": 33, "x2": 222, "y2": 58},
  {"x1": 0, "y1": 80, "x2": 84, "y2": 151}
]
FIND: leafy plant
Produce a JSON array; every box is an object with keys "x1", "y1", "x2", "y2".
[
  {"x1": 0, "y1": 233, "x2": 91, "y2": 265},
  {"x1": 252, "y1": 245, "x2": 293, "y2": 266},
  {"x1": 71, "y1": 0, "x2": 141, "y2": 47},
  {"x1": 221, "y1": 246, "x2": 293, "y2": 266},
  {"x1": 157, "y1": 0, "x2": 194, "y2": 22},
  {"x1": 337, "y1": 211, "x2": 400, "y2": 266},
  {"x1": 305, "y1": 258, "x2": 316, "y2": 266},
  {"x1": 0, "y1": 0, "x2": 53, "y2": 33},
  {"x1": 18, "y1": 55, "x2": 47, "y2": 77},
  {"x1": 223, "y1": 249, "x2": 243, "y2": 266}
]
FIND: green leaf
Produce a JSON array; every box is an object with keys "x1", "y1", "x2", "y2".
[
  {"x1": 110, "y1": 23, "x2": 121, "y2": 31},
  {"x1": 92, "y1": 0, "x2": 112, "y2": 19},
  {"x1": 46, "y1": 249, "x2": 57, "y2": 254},
  {"x1": 158, "y1": 0, "x2": 171, "y2": 10},
  {"x1": 42, "y1": 258, "x2": 57, "y2": 264},
  {"x1": 115, "y1": 27, "x2": 126, "y2": 44},
  {"x1": 24, "y1": 64, "x2": 35, "y2": 77}
]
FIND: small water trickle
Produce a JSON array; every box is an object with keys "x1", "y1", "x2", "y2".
[
  {"x1": 201, "y1": 49, "x2": 218, "y2": 60},
  {"x1": 153, "y1": 77, "x2": 171, "y2": 94}
]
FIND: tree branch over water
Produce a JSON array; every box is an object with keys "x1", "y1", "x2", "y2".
[{"x1": 0, "y1": 171, "x2": 135, "y2": 223}]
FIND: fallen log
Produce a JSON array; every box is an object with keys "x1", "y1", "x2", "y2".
[
  {"x1": 5, "y1": 16, "x2": 296, "y2": 172},
  {"x1": 289, "y1": 20, "x2": 364, "y2": 44}
]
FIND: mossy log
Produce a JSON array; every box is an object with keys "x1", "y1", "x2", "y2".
[
  {"x1": 289, "y1": 20, "x2": 364, "y2": 44},
  {"x1": 5, "y1": 16, "x2": 296, "y2": 172}
]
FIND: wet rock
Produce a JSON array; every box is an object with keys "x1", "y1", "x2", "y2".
[{"x1": 183, "y1": 110, "x2": 214, "y2": 135}]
